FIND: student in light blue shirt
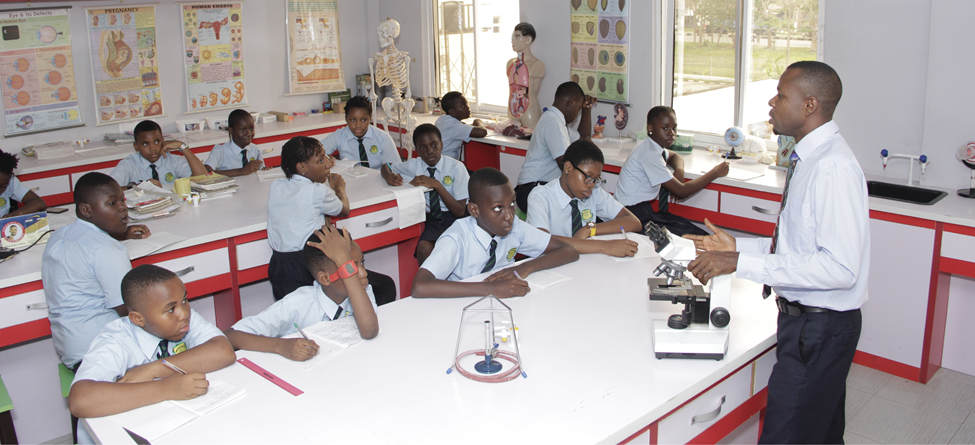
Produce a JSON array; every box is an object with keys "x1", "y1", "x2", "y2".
[
  {"x1": 320, "y1": 96, "x2": 401, "y2": 169},
  {"x1": 110, "y1": 120, "x2": 208, "y2": 189},
  {"x1": 435, "y1": 91, "x2": 487, "y2": 160},
  {"x1": 527, "y1": 140, "x2": 642, "y2": 257},
  {"x1": 515, "y1": 82, "x2": 595, "y2": 212},
  {"x1": 382, "y1": 124, "x2": 470, "y2": 264},
  {"x1": 42, "y1": 172, "x2": 151, "y2": 370},
  {"x1": 0, "y1": 150, "x2": 46, "y2": 217},
  {"x1": 412, "y1": 168, "x2": 578, "y2": 298},
  {"x1": 226, "y1": 226, "x2": 379, "y2": 362},
  {"x1": 267, "y1": 136, "x2": 349, "y2": 301},
  {"x1": 69, "y1": 265, "x2": 235, "y2": 445},
  {"x1": 205, "y1": 109, "x2": 264, "y2": 176}
]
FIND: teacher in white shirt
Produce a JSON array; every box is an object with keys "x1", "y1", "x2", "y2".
[{"x1": 685, "y1": 61, "x2": 869, "y2": 444}]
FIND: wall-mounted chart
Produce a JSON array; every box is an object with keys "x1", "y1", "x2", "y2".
[
  {"x1": 0, "y1": 7, "x2": 83, "y2": 137},
  {"x1": 180, "y1": 2, "x2": 247, "y2": 113},
  {"x1": 86, "y1": 5, "x2": 165, "y2": 126},
  {"x1": 569, "y1": 0, "x2": 629, "y2": 102},
  {"x1": 286, "y1": 0, "x2": 345, "y2": 95}
]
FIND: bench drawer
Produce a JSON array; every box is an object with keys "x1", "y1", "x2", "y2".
[
  {"x1": 657, "y1": 364, "x2": 753, "y2": 444},
  {"x1": 237, "y1": 238, "x2": 272, "y2": 271},
  {"x1": 721, "y1": 193, "x2": 780, "y2": 224},
  {"x1": 335, "y1": 206, "x2": 400, "y2": 237},
  {"x1": 0, "y1": 287, "x2": 46, "y2": 330},
  {"x1": 153, "y1": 248, "x2": 230, "y2": 283},
  {"x1": 753, "y1": 348, "x2": 777, "y2": 394}
]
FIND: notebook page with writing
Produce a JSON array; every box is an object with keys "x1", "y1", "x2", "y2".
[
  {"x1": 590, "y1": 233, "x2": 658, "y2": 261},
  {"x1": 170, "y1": 379, "x2": 245, "y2": 416},
  {"x1": 304, "y1": 316, "x2": 367, "y2": 347},
  {"x1": 281, "y1": 331, "x2": 346, "y2": 370}
]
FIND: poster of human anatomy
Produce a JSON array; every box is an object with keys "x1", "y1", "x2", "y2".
[
  {"x1": 86, "y1": 5, "x2": 165, "y2": 126},
  {"x1": 0, "y1": 8, "x2": 83, "y2": 137},
  {"x1": 181, "y1": 2, "x2": 246, "y2": 113},
  {"x1": 286, "y1": 0, "x2": 345, "y2": 94},
  {"x1": 569, "y1": 0, "x2": 629, "y2": 102}
]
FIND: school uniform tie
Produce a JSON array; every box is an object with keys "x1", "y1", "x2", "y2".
[
  {"x1": 241, "y1": 149, "x2": 248, "y2": 168},
  {"x1": 149, "y1": 164, "x2": 159, "y2": 182},
  {"x1": 427, "y1": 167, "x2": 442, "y2": 222},
  {"x1": 570, "y1": 200, "x2": 582, "y2": 236},
  {"x1": 357, "y1": 137, "x2": 370, "y2": 168},
  {"x1": 332, "y1": 306, "x2": 344, "y2": 320},
  {"x1": 658, "y1": 150, "x2": 671, "y2": 213},
  {"x1": 156, "y1": 339, "x2": 170, "y2": 359},
  {"x1": 763, "y1": 152, "x2": 800, "y2": 299},
  {"x1": 481, "y1": 239, "x2": 498, "y2": 273}
]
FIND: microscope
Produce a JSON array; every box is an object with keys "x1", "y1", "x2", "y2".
[{"x1": 644, "y1": 222, "x2": 731, "y2": 360}]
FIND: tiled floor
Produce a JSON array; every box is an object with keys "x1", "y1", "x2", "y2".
[{"x1": 845, "y1": 364, "x2": 975, "y2": 444}]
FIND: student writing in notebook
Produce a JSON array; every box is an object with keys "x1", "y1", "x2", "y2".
[
  {"x1": 225, "y1": 225, "x2": 379, "y2": 361},
  {"x1": 205, "y1": 109, "x2": 266, "y2": 177},
  {"x1": 68, "y1": 265, "x2": 235, "y2": 444},
  {"x1": 411, "y1": 168, "x2": 578, "y2": 298},
  {"x1": 110, "y1": 120, "x2": 208, "y2": 189}
]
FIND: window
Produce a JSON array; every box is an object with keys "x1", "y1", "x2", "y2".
[
  {"x1": 671, "y1": 0, "x2": 820, "y2": 140},
  {"x1": 433, "y1": 0, "x2": 520, "y2": 113}
]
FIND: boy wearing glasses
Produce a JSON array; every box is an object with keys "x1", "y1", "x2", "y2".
[{"x1": 527, "y1": 140, "x2": 642, "y2": 257}]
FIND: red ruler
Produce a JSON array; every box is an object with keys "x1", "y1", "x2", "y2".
[{"x1": 237, "y1": 358, "x2": 304, "y2": 396}]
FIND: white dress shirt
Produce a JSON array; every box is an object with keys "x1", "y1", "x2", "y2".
[
  {"x1": 614, "y1": 137, "x2": 674, "y2": 206},
  {"x1": 232, "y1": 283, "x2": 377, "y2": 338},
  {"x1": 110, "y1": 152, "x2": 193, "y2": 188},
  {"x1": 205, "y1": 139, "x2": 263, "y2": 171},
  {"x1": 42, "y1": 220, "x2": 132, "y2": 367},
  {"x1": 517, "y1": 108, "x2": 571, "y2": 185},
  {"x1": 390, "y1": 155, "x2": 470, "y2": 212},
  {"x1": 320, "y1": 125, "x2": 401, "y2": 169},
  {"x1": 421, "y1": 216, "x2": 551, "y2": 281},
  {"x1": 267, "y1": 174, "x2": 344, "y2": 252},
  {"x1": 0, "y1": 176, "x2": 30, "y2": 216},
  {"x1": 735, "y1": 121, "x2": 870, "y2": 311},
  {"x1": 435, "y1": 114, "x2": 475, "y2": 160},
  {"x1": 527, "y1": 179, "x2": 624, "y2": 237}
]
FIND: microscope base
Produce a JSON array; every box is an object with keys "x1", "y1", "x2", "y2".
[{"x1": 651, "y1": 319, "x2": 728, "y2": 360}]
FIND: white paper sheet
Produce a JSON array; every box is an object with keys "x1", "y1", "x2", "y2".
[
  {"x1": 523, "y1": 270, "x2": 570, "y2": 291},
  {"x1": 591, "y1": 233, "x2": 658, "y2": 261},
  {"x1": 257, "y1": 167, "x2": 286, "y2": 182},
  {"x1": 389, "y1": 186, "x2": 426, "y2": 229},
  {"x1": 107, "y1": 400, "x2": 197, "y2": 441},
  {"x1": 284, "y1": 317, "x2": 375, "y2": 369},
  {"x1": 121, "y1": 231, "x2": 187, "y2": 260},
  {"x1": 171, "y1": 379, "x2": 245, "y2": 416},
  {"x1": 703, "y1": 167, "x2": 765, "y2": 182}
]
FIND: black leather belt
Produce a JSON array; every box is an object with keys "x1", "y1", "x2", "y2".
[
  {"x1": 775, "y1": 296, "x2": 829, "y2": 317},
  {"x1": 515, "y1": 181, "x2": 547, "y2": 189}
]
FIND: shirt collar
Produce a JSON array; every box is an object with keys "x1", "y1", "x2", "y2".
[
  {"x1": 315, "y1": 282, "x2": 345, "y2": 320},
  {"x1": 226, "y1": 139, "x2": 242, "y2": 152},
  {"x1": 131, "y1": 318, "x2": 169, "y2": 361},
  {"x1": 471, "y1": 218, "x2": 497, "y2": 251},
  {"x1": 291, "y1": 174, "x2": 313, "y2": 184},
  {"x1": 345, "y1": 125, "x2": 375, "y2": 142},
  {"x1": 424, "y1": 156, "x2": 445, "y2": 174},
  {"x1": 645, "y1": 137, "x2": 664, "y2": 154},
  {"x1": 547, "y1": 107, "x2": 566, "y2": 125},
  {"x1": 553, "y1": 179, "x2": 576, "y2": 210},
  {"x1": 793, "y1": 120, "x2": 839, "y2": 162},
  {"x1": 134, "y1": 152, "x2": 158, "y2": 169}
]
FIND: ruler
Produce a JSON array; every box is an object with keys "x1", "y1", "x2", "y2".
[{"x1": 237, "y1": 358, "x2": 304, "y2": 396}]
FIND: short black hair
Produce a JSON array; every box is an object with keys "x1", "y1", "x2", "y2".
[
  {"x1": 413, "y1": 123, "x2": 442, "y2": 147},
  {"x1": 74, "y1": 172, "x2": 119, "y2": 205},
  {"x1": 514, "y1": 22, "x2": 536, "y2": 42},
  {"x1": 280, "y1": 136, "x2": 323, "y2": 179},
  {"x1": 122, "y1": 264, "x2": 178, "y2": 311},
  {"x1": 345, "y1": 95, "x2": 372, "y2": 117},
  {"x1": 302, "y1": 228, "x2": 347, "y2": 276},
  {"x1": 563, "y1": 140, "x2": 604, "y2": 168},
  {"x1": 554, "y1": 81, "x2": 584, "y2": 102},
  {"x1": 440, "y1": 91, "x2": 465, "y2": 114},
  {"x1": 227, "y1": 109, "x2": 252, "y2": 130},
  {"x1": 132, "y1": 120, "x2": 161, "y2": 139},
  {"x1": 468, "y1": 167, "x2": 510, "y2": 205},
  {"x1": 647, "y1": 106, "x2": 676, "y2": 125},
  {"x1": 786, "y1": 61, "x2": 843, "y2": 118},
  {"x1": 0, "y1": 150, "x2": 18, "y2": 175}
]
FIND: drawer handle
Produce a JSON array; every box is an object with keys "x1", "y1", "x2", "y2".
[
  {"x1": 26, "y1": 302, "x2": 48, "y2": 311},
  {"x1": 751, "y1": 205, "x2": 779, "y2": 216},
  {"x1": 691, "y1": 395, "x2": 726, "y2": 425},
  {"x1": 365, "y1": 217, "x2": 393, "y2": 228},
  {"x1": 173, "y1": 266, "x2": 195, "y2": 277}
]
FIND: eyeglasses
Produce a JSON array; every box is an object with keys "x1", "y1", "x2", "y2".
[{"x1": 569, "y1": 161, "x2": 606, "y2": 186}]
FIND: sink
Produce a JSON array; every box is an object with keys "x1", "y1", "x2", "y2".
[{"x1": 866, "y1": 181, "x2": 948, "y2": 205}]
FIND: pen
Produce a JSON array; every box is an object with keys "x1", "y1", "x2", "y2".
[
  {"x1": 620, "y1": 226, "x2": 629, "y2": 241},
  {"x1": 513, "y1": 270, "x2": 526, "y2": 281},
  {"x1": 294, "y1": 322, "x2": 310, "y2": 341},
  {"x1": 161, "y1": 359, "x2": 187, "y2": 375}
]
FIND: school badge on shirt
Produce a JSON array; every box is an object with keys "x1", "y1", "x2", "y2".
[
  {"x1": 443, "y1": 176, "x2": 453, "y2": 186},
  {"x1": 581, "y1": 209, "x2": 594, "y2": 223},
  {"x1": 173, "y1": 342, "x2": 187, "y2": 354},
  {"x1": 506, "y1": 248, "x2": 517, "y2": 261},
  {"x1": 165, "y1": 172, "x2": 175, "y2": 183},
  {"x1": 370, "y1": 145, "x2": 379, "y2": 154},
  {"x1": 0, "y1": 198, "x2": 5, "y2": 208}
]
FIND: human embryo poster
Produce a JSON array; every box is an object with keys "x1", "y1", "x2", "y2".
[
  {"x1": 181, "y1": 2, "x2": 246, "y2": 113},
  {"x1": 0, "y1": 8, "x2": 83, "y2": 137},
  {"x1": 86, "y1": 5, "x2": 165, "y2": 126},
  {"x1": 286, "y1": 0, "x2": 345, "y2": 94}
]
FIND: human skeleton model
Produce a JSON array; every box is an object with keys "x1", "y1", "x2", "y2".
[{"x1": 369, "y1": 18, "x2": 415, "y2": 155}]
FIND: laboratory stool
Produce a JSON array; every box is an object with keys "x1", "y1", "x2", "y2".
[
  {"x1": 0, "y1": 374, "x2": 18, "y2": 444},
  {"x1": 58, "y1": 364, "x2": 78, "y2": 445}
]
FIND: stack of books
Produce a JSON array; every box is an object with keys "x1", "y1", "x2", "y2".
[
  {"x1": 123, "y1": 189, "x2": 180, "y2": 221},
  {"x1": 104, "y1": 133, "x2": 135, "y2": 145},
  {"x1": 190, "y1": 174, "x2": 238, "y2": 199}
]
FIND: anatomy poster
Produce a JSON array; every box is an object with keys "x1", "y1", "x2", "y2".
[
  {"x1": 181, "y1": 2, "x2": 246, "y2": 113},
  {"x1": 569, "y1": 0, "x2": 629, "y2": 102},
  {"x1": 86, "y1": 6, "x2": 165, "y2": 126},
  {"x1": 286, "y1": 0, "x2": 345, "y2": 94},
  {"x1": 0, "y1": 8, "x2": 82, "y2": 137}
]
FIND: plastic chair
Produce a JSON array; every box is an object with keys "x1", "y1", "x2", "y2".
[
  {"x1": 58, "y1": 363, "x2": 74, "y2": 398},
  {"x1": 0, "y1": 374, "x2": 18, "y2": 444}
]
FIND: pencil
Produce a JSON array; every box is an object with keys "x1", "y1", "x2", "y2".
[
  {"x1": 161, "y1": 359, "x2": 187, "y2": 375},
  {"x1": 294, "y1": 322, "x2": 310, "y2": 341}
]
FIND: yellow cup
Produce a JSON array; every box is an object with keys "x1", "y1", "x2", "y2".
[{"x1": 174, "y1": 178, "x2": 191, "y2": 197}]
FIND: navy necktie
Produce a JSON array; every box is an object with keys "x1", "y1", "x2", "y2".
[
  {"x1": 763, "y1": 153, "x2": 800, "y2": 299},
  {"x1": 241, "y1": 149, "x2": 248, "y2": 168},
  {"x1": 658, "y1": 150, "x2": 671, "y2": 212},
  {"x1": 428, "y1": 167, "x2": 442, "y2": 222},
  {"x1": 570, "y1": 200, "x2": 582, "y2": 236},
  {"x1": 481, "y1": 239, "x2": 498, "y2": 273},
  {"x1": 149, "y1": 164, "x2": 159, "y2": 181},
  {"x1": 357, "y1": 138, "x2": 370, "y2": 168},
  {"x1": 156, "y1": 339, "x2": 169, "y2": 359}
]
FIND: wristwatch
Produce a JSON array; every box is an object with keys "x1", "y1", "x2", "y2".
[
  {"x1": 336, "y1": 260, "x2": 359, "y2": 279},
  {"x1": 588, "y1": 221, "x2": 596, "y2": 238},
  {"x1": 178, "y1": 142, "x2": 189, "y2": 151}
]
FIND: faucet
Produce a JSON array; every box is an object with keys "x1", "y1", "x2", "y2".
[{"x1": 881, "y1": 149, "x2": 928, "y2": 186}]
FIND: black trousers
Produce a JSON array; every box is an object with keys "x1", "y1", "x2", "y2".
[
  {"x1": 759, "y1": 308, "x2": 862, "y2": 444},
  {"x1": 514, "y1": 182, "x2": 545, "y2": 213},
  {"x1": 625, "y1": 201, "x2": 708, "y2": 237},
  {"x1": 268, "y1": 250, "x2": 397, "y2": 306}
]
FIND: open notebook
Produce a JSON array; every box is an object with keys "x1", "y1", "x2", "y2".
[
  {"x1": 285, "y1": 316, "x2": 372, "y2": 370},
  {"x1": 104, "y1": 379, "x2": 245, "y2": 441}
]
